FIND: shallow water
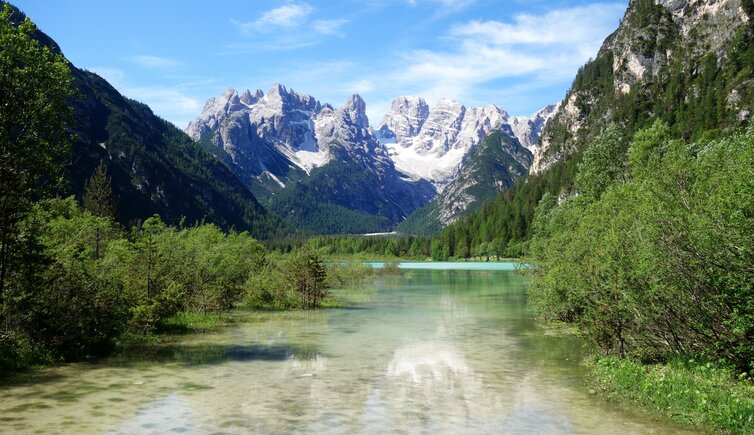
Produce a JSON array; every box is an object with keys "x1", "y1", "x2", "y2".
[
  {"x1": 365, "y1": 261, "x2": 523, "y2": 270},
  {"x1": 0, "y1": 264, "x2": 698, "y2": 434}
]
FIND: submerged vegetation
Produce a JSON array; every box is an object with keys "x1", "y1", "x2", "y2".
[
  {"x1": 0, "y1": 195, "x2": 368, "y2": 371},
  {"x1": 0, "y1": 4, "x2": 374, "y2": 372}
]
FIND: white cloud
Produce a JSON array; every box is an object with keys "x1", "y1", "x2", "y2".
[
  {"x1": 88, "y1": 67, "x2": 204, "y2": 128},
  {"x1": 344, "y1": 79, "x2": 375, "y2": 94},
  {"x1": 90, "y1": 67, "x2": 126, "y2": 87},
  {"x1": 130, "y1": 55, "x2": 185, "y2": 70},
  {"x1": 313, "y1": 19, "x2": 350, "y2": 35},
  {"x1": 451, "y1": 4, "x2": 624, "y2": 46},
  {"x1": 374, "y1": 3, "x2": 625, "y2": 111},
  {"x1": 232, "y1": 3, "x2": 314, "y2": 34},
  {"x1": 229, "y1": 3, "x2": 350, "y2": 52}
]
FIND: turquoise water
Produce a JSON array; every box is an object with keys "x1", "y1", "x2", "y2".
[
  {"x1": 0, "y1": 265, "x2": 697, "y2": 434},
  {"x1": 366, "y1": 261, "x2": 524, "y2": 270}
]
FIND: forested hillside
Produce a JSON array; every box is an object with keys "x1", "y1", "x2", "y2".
[
  {"x1": 431, "y1": 0, "x2": 754, "y2": 258},
  {"x1": 2, "y1": 2, "x2": 285, "y2": 240}
]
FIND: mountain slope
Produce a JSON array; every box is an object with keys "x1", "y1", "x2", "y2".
[
  {"x1": 379, "y1": 97, "x2": 552, "y2": 234},
  {"x1": 398, "y1": 130, "x2": 532, "y2": 235},
  {"x1": 432, "y1": 0, "x2": 754, "y2": 257},
  {"x1": 533, "y1": 0, "x2": 753, "y2": 173},
  {"x1": 376, "y1": 97, "x2": 513, "y2": 189},
  {"x1": 5, "y1": 2, "x2": 284, "y2": 239},
  {"x1": 187, "y1": 87, "x2": 434, "y2": 234}
]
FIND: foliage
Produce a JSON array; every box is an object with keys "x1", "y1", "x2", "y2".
[
  {"x1": 0, "y1": 195, "x2": 359, "y2": 371},
  {"x1": 325, "y1": 261, "x2": 374, "y2": 288},
  {"x1": 575, "y1": 126, "x2": 628, "y2": 200},
  {"x1": 591, "y1": 357, "x2": 754, "y2": 433},
  {"x1": 308, "y1": 235, "x2": 432, "y2": 259},
  {"x1": 83, "y1": 160, "x2": 116, "y2": 219},
  {"x1": 157, "y1": 311, "x2": 236, "y2": 333},
  {"x1": 286, "y1": 248, "x2": 330, "y2": 309},
  {"x1": 378, "y1": 260, "x2": 401, "y2": 275},
  {"x1": 528, "y1": 123, "x2": 754, "y2": 372},
  {"x1": 0, "y1": 4, "x2": 73, "y2": 327}
]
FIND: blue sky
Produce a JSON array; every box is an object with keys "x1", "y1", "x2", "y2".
[{"x1": 15, "y1": 0, "x2": 628, "y2": 128}]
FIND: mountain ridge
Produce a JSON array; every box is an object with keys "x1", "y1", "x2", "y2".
[
  {"x1": 187, "y1": 88, "x2": 557, "y2": 233},
  {"x1": 3, "y1": 1, "x2": 285, "y2": 239}
]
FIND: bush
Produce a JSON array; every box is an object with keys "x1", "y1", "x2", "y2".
[
  {"x1": 325, "y1": 261, "x2": 374, "y2": 287},
  {"x1": 528, "y1": 124, "x2": 754, "y2": 371}
]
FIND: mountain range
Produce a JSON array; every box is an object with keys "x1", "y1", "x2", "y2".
[
  {"x1": 186, "y1": 89, "x2": 557, "y2": 233},
  {"x1": 8, "y1": 0, "x2": 564, "y2": 238}
]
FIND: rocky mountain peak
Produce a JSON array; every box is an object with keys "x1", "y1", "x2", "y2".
[
  {"x1": 185, "y1": 87, "x2": 245, "y2": 141},
  {"x1": 415, "y1": 99, "x2": 466, "y2": 152},
  {"x1": 264, "y1": 83, "x2": 320, "y2": 113},
  {"x1": 511, "y1": 103, "x2": 560, "y2": 151},
  {"x1": 379, "y1": 96, "x2": 430, "y2": 143},
  {"x1": 240, "y1": 89, "x2": 263, "y2": 106},
  {"x1": 341, "y1": 94, "x2": 369, "y2": 129}
]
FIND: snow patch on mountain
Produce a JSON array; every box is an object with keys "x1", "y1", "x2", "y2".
[
  {"x1": 376, "y1": 98, "x2": 513, "y2": 190},
  {"x1": 510, "y1": 103, "x2": 561, "y2": 151}
]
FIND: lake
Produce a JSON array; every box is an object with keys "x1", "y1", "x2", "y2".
[{"x1": 0, "y1": 263, "x2": 697, "y2": 433}]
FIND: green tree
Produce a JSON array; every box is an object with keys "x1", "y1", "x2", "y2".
[
  {"x1": 575, "y1": 126, "x2": 628, "y2": 200},
  {"x1": 287, "y1": 248, "x2": 329, "y2": 309},
  {"x1": 627, "y1": 119, "x2": 672, "y2": 177},
  {"x1": 83, "y1": 161, "x2": 117, "y2": 259},
  {"x1": 529, "y1": 125, "x2": 754, "y2": 370},
  {"x1": 0, "y1": 5, "x2": 73, "y2": 318},
  {"x1": 83, "y1": 161, "x2": 116, "y2": 220}
]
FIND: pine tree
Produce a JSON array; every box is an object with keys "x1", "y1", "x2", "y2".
[{"x1": 83, "y1": 161, "x2": 116, "y2": 219}]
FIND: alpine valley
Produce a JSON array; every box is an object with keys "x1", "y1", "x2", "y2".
[{"x1": 186, "y1": 88, "x2": 557, "y2": 234}]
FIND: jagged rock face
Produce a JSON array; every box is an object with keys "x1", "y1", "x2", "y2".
[
  {"x1": 510, "y1": 104, "x2": 561, "y2": 151},
  {"x1": 378, "y1": 96, "x2": 430, "y2": 143},
  {"x1": 188, "y1": 86, "x2": 556, "y2": 233},
  {"x1": 186, "y1": 88, "x2": 250, "y2": 142},
  {"x1": 531, "y1": 0, "x2": 751, "y2": 174},
  {"x1": 189, "y1": 84, "x2": 386, "y2": 181},
  {"x1": 186, "y1": 85, "x2": 433, "y2": 233},
  {"x1": 603, "y1": 0, "x2": 749, "y2": 94},
  {"x1": 376, "y1": 97, "x2": 514, "y2": 188}
]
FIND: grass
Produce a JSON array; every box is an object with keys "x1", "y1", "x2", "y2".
[
  {"x1": 590, "y1": 356, "x2": 754, "y2": 433},
  {"x1": 157, "y1": 311, "x2": 238, "y2": 333}
]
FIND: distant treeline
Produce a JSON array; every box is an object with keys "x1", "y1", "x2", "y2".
[{"x1": 307, "y1": 235, "x2": 433, "y2": 259}]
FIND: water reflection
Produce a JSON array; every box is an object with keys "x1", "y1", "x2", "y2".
[{"x1": 0, "y1": 268, "x2": 700, "y2": 434}]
